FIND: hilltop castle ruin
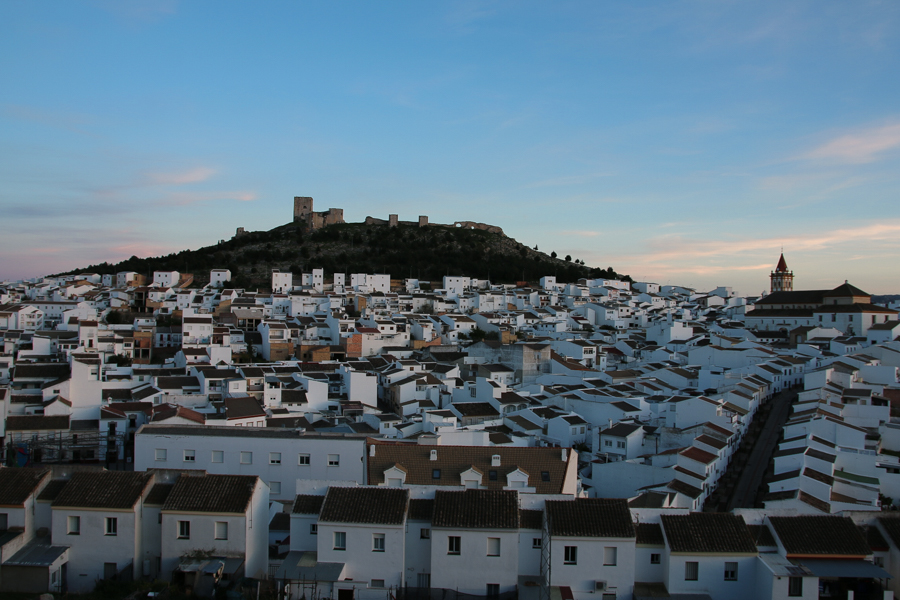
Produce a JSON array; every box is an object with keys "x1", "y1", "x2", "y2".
[{"x1": 292, "y1": 195, "x2": 504, "y2": 235}]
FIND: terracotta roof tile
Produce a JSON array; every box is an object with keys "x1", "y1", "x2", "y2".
[
  {"x1": 292, "y1": 495, "x2": 325, "y2": 515},
  {"x1": 636, "y1": 523, "x2": 664, "y2": 546},
  {"x1": 53, "y1": 471, "x2": 153, "y2": 510},
  {"x1": 769, "y1": 516, "x2": 870, "y2": 557},
  {"x1": 319, "y1": 487, "x2": 409, "y2": 525},
  {"x1": 162, "y1": 474, "x2": 257, "y2": 514},
  {"x1": 433, "y1": 489, "x2": 519, "y2": 529},
  {"x1": 662, "y1": 513, "x2": 756, "y2": 554},
  {"x1": 366, "y1": 441, "x2": 570, "y2": 494},
  {"x1": 546, "y1": 498, "x2": 635, "y2": 538},
  {"x1": 0, "y1": 467, "x2": 50, "y2": 506}
]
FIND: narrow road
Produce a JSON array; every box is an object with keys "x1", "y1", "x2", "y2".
[{"x1": 726, "y1": 387, "x2": 797, "y2": 511}]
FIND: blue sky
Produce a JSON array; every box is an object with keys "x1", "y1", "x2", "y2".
[{"x1": 2, "y1": 1, "x2": 900, "y2": 294}]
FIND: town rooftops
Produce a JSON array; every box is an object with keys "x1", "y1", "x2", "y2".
[
  {"x1": 546, "y1": 498, "x2": 635, "y2": 538},
  {"x1": 319, "y1": 486, "x2": 409, "y2": 525},
  {"x1": 432, "y1": 489, "x2": 519, "y2": 529},
  {"x1": 769, "y1": 515, "x2": 871, "y2": 557},
  {"x1": 366, "y1": 440, "x2": 572, "y2": 494},
  {"x1": 162, "y1": 474, "x2": 258, "y2": 514},
  {"x1": 53, "y1": 471, "x2": 154, "y2": 510},
  {"x1": 137, "y1": 424, "x2": 371, "y2": 439},
  {"x1": 661, "y1": 513, "x2": 757, "y2": 554},
  {"x1": 292, "y1": 494, "x2": 325, "y2": 515},
  {"x1": 0, "y1": 467, "x2": 50, "y2": 506}
]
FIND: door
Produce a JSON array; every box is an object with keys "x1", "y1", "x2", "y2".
[
  {"x1": 104, "y1": 562, "x2": 118, "y2": 580},
  {"x1": 338, "y1": 588, "x2": 354, "y2": 600}
]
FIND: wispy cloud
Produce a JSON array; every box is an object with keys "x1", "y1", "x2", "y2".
[
  {"x1": 159, "y1": 190, "x2": 259, "y2": 206},
  {"x1": 144, "y1": 166, "x2": 217, "y2": 186},
  {"x1": 799, "y1": 122, "x2": 900, "y2": 164},
  {"x1": 580, "y1": 220, "x2": 900, "y2": 284},
  {"x1": 561, "y1": 230, "x2": 601, "y2": 237}
]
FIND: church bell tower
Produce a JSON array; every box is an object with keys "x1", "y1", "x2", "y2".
[{"x1": 770, "y1": 253, "x2": 794, "y2": 293}]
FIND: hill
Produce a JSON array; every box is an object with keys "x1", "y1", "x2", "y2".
[{"x1": 59, "y1": 221, "x2": 629, "y2": 289}]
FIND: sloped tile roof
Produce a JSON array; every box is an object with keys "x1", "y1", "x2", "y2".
[
  {"x1": 36, "y1": 479, "x2": 68, "y2": 502},
  {"x1": 747, "y1": 524, "x2": 777, "y2": 547},
  {"x1": 519, "y1": 509, "x2": 544, "y2": 531},
  {"x1": 769, "y1": 516, "x2": 870, "y2": 557},
  {"x1": 366, "y1": 441, "x2": 571, "y2": 494},
  {"x1": 163, "y1": 474, "x2": 257, "y2": 514},
  {"x1": 661, "y1": 513, "x2": 756, "y2": 554},
  {"x1": 53, "y1": 471, "x2": 153, "y2": 510},
  {"x1": 636, "y1": 523, "x2": 664, "y2": 546},
  {"x1": 292, "y1": 495, "x2": 325, "y2": 515},
  {"x1": 546, "y1": 498, "x2": 635, "y2": 538},
  {"x1": 408, "y1": 499, "x2": 434, "y2": 521},
  {"x1": 144, "y1": 483, "x2": 174, "y2": 506},
  {"x1": 0, "y1": 467, "x2": 50, "y2": 506},
  {"x1": 877, "y1": 517, "x2": 900, "y2": 549},
  {"x1": 319, "y1": 486, "x2": 409, "y2": 525},
  {"x1": 433, "y1": 489, "x2": 519, "y2": 530}
]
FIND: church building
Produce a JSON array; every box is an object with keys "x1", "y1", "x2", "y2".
[{"x1": 745, "y1": 254, "x2": 897, "y2": 336}]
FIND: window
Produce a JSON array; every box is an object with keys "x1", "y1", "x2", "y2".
[
  {"x1": 448, "y1": 536, "x2": 461, "y2": 555},
  {"x1": 211, "y1": 450, "x2": 224, "y2": 463},
  {"x1": 603, "y1": 546, "x2": 617, "y2": 566},
  {"x1": 334, "y1": 531, "x2": 346, "y2": 550},
  {"x1": 105, "y1": 517, "x2": 118, "y2": 536},
  {"x1": 270, "y1": 452, "x2": 282, "y2": 465},
  {"x1": 788, "y1": 577, "x2": 803, "y2": 597},
  {"x1": 533, "y1": 538, "x2": 542, "y2": 549},
  {"x1": 486, "y1": 584, "x2": 499, "y2": 598},
  {"x1": 310, "y1": 524, "x2": 318, "y2": 535},
  {"x1": 178, "y1": 520, "x2": 190, "y2": 539},
  {"x1": 0, "y1": 514, "x2": 6, "y2": 530},
  {"x1": 724, "y1": 562, "x2": 737, "y2": 581},
  {"x1": 564, "y1": 546, "x2": 577, "y2": 565},
  {"x1": 240, "y1": 451, "x2": 252, "y2": 464},
  {"x1": 605, "y1": 440, "x2": 612, "y2": 447},
  {"x1": 183, "y1": 449, "x2": 195, "y2": 462},
  {"x1": 373, "y1": 533, "x2": 385, "y2": 552},
  {"x1": 270, "y1": 481, "x2": 282, "y2": 494},
  {"x1": 488, "y1": 470, "x2": 497, "y2": 481},
  {"x1": 371, "y1": 580, "x2": 385, "y2": 589},
  {"x1": 67, "y1": 515, "x2": 80, "y2": 535},
  {"x1": 215, "y1": 521, "x2": 228, "y2": 540},
  {"x1": 298, "y1": 453, "x2": 310, "y2": 465},
  {"x1": 155, "y1": 448, "x2": 167, "y2": 461},
  {"x1": 685, "y1": 561, "x2": 698, "y2": 581},
  {"x1": 650, "y1": 553, "x2": 661, "y2": 564},
  {"x1": 328, "y1": 454, "x2": 340, "y2": 466},
  {"x1": 487, "y1": 537, "x2": 501, "y2": 556},
  {"x1": 420, "y1": 528, "x2": 430, "y2": 539},
  {"x1": 541, "y1": 471, "x2": 550, "y2": 482},
  {"x1": 432, "y1": 468, "x2": 441, "y2": 479}
]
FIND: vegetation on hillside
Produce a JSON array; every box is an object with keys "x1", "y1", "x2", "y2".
[{"x1": 58, "y1": 221, "x2": 630, "y2": 290}]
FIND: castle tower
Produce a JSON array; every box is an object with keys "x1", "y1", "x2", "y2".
[
  {"x1": 770, "y1": 253, "x2": 794, "y2": 293},
  {"x1": 293, "y1": 196, "x2": 314, "y2": 223}
]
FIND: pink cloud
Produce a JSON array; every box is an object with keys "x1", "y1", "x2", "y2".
[
  {"x1": 144, "y1": 166, "x2": 217, "y2": 186},
  {"x1": 799, "y1": 122, "x2": 900, "y2": 164}
]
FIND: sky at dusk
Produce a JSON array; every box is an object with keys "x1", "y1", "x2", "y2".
[{"x1": 2, "y1": 1, "x2": 900, "y2": 295}]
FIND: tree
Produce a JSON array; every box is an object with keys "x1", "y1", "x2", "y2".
[
  {"x1": 550, "y1": 251, "x2": 557, "y2": 259},
  {"x1": 469, "y1": 328, "x2": 487, "y2": 343},
  {"x1": 565, "y1": 255, "x2": 572, "y2": 262}
]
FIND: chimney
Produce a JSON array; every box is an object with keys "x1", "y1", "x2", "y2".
[
  {"x1": 491, "y1": 454, "x2": 501, "y2": 467},
  {"x1": 430, "y1": 449, "x2": 437, "y2": 461},
  {"x1": 561, "y1": 449, "x2": 568, "y2": 462},
  {"x1": 369, "y1": 445, "x2": 376, "y2": 457}
]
